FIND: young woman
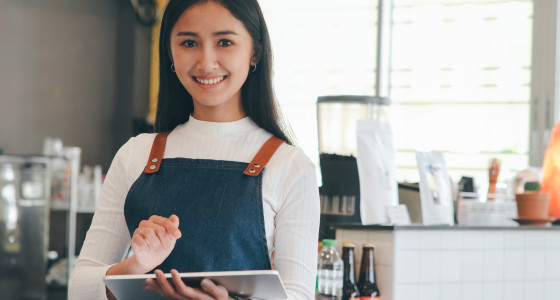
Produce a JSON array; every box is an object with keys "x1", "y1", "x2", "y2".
[{"x1": 68, "y1": 0, "x2": 320, "y2": 300}]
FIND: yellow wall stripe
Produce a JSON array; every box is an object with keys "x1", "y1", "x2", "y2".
[{"x1": 148, "y1": 0, "x2": 169, "y2": 123}]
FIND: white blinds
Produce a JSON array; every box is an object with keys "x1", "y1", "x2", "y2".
[
  {"x1": 390, "y1": 0, "x2": 533, "y2": 186},
  {"x1": 260, "y1": 0, "x2": 378, "y2": 168},
  {"x1": 261, "y1": 0, "x2": 534, "y2": 191}
]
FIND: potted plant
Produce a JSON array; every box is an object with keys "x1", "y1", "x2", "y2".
[{"x1": 515, "y1": 181, "x2": 550, "y2": 220}]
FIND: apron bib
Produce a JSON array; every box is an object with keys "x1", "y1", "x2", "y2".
[{"x1": 124, "y1": 132, "x2": 283, "y2": 272}]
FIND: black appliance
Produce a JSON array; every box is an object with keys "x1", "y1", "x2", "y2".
[{"x1": 317, "y1": 95, "x2": 390, "y2": 238}]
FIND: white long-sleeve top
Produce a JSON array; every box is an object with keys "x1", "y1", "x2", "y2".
[{"x1": 68, "y1": 116, "x2": 320, "y2": 300}]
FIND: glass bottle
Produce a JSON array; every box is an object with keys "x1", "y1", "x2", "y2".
[
  {"x1": 342, "y1": 242, "x2": 360, "y2": 300},
  {"x1": 357, "y1": 243, "x2": 380, "y2": 300}
]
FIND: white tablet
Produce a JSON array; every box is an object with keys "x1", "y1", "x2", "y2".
[{"x1": 104, "y1": 270, "x2": 287, "y2": 300}]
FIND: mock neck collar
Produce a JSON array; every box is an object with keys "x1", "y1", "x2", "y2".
[{"x1": 175, "y1": 115, "x2": 258, "y2": 138}]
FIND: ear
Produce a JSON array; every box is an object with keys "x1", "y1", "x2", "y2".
[{"x1": 251, "y1": 44, "x2": 262, "y2": 66}]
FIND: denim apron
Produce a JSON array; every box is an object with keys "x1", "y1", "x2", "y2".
[{"x1": 123, "y1": 132, "x2": 284, "y2": 272}]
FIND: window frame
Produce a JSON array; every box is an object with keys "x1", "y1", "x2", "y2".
[{"x1": 529, "y1": 0, "x2": 560, "y2": 167}]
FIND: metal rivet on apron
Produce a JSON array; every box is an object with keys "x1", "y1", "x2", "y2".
[
  {"x1": 150, "y1": 165, "x2": 156, "y2": 170},
  {"x1": 152, "y1": 158, "x2": 158, "y2": 163},
  {"x1": 253, "y1": 163, "x2": 260, "y2": 168},
  {"x1": 248, "y1": 169, "x2": 256, "y2": 174}
]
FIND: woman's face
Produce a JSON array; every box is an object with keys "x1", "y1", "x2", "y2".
[{"x1": 170, "y1": 1, "x2": 257, "y2": 122}]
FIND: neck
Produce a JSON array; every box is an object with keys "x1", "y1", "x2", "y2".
[{"x1": 192, "y1": 105, "x2": 246, "y2": 122}]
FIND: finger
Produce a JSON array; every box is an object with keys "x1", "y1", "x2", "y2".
[
  {"x1": 144, "y1": 215, "x2": 181, "y2": 241},
  {"x1": 131, "y1": 232, "x2": 147, "y2": 250},
  {"x1": 154, "y1": 269, "x2": 175, "y2": 298},
  {"x1": 139, "y1": 220, "x2": 176, "y2": 249},
  {"x1": 170, "y1": 269, "x2": 200, "y2": 298},
  {"x1": 149, "y1": 215, "x2": 182, "y2": 239},
  {"x1": 169, "y1": 215, "x2": 182, "y2": 238},
  {"x1": 200, "y1": 277, "x2": 229, "y2": 300},
  {"x1": 148, "y1": 223, "x2": 174, "y2": 249},
  {"x1": 144, "y1": 278, "x2": 164, "y2": 294},
  {"x1": 137, "y1": 227, "x2": 163, "y2": 250},
  {"x1": 169, "y1": 214, "x2": 180, "y2": 226},
  {"x1": 137, "y1": 221, "x2": 160, "y2": 248},
  {"x1": 146, "y1": 279, "x2": 190, "y2": 300}
]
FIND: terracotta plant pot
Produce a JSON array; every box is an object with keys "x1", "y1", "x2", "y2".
[{"x1": 515, "y1": 193, "x2": 550, "y2": 219}]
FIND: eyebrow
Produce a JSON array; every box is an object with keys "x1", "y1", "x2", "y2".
[{"x1": 176, "y1": 31, "x2": 239, "y2": 37}]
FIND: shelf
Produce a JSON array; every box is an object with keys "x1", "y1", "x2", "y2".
[{"x1": 51, "y1": 203, "x2": 95, "y2": 214}]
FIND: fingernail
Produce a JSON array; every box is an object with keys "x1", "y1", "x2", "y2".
[{"x1": 201, "y1": 279, "x2": 211, "y2": 288}]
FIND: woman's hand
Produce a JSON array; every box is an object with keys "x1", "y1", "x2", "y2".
[
  {"x1": 131, "y1": 215, "x2": 182, "y2": 272},
  {"x1": 144, "y1": 269, "x2": 230, "y2": 300}
]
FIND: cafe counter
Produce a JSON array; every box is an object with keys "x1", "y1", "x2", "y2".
[{"x1": 330, "y1": 224, "x2": 560, "y2": 300}]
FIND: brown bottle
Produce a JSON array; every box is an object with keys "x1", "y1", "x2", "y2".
[
  {"x1": 357, "y1": 243, "x2": 380, "y2": 300},
  {"x1": 342, "y1": 242, "x2": 360, "y2": 300}
]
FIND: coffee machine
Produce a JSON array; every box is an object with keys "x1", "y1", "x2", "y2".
[
  {"x1": 317, "y1": 95, "x2": 390, "y2": 237},
  {"x1": 0, "y1": 155, "x2": 51, "y2": 300}
]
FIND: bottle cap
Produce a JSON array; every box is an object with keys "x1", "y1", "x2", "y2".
[
  {"x1": 342, "y1": 241, "x2": 355, "y2": 247},
  {"x1": 362, "y1": 242, "x2": 375, "y2": 248},
  {"x1": 322, "y1": 239, "x2": 337, "y2": 246}
]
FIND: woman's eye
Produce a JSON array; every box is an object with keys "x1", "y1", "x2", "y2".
[
  {"x1": 218, "y1": 40, "x2": 233, "y2": 47},
  {"x1": 182, "y1": 40, "x2": 197, "y2": 47}
]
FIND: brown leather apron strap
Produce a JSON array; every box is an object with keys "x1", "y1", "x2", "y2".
[
  {"x1": 244, "y1": 136, "x2": 285, "y2": 177},
  {"x1": 144, "y1": 131, "x2": 171, "y2": 174}
]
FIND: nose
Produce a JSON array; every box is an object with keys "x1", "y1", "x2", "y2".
[{"x1": 197, "y1": 45, "x2": 219, "y2": 71}]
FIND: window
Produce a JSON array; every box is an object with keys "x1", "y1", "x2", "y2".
[
  {"x1": 261, "y1": 0, "x2": 556, "y2": 195},
  {"x1": 390, "y1": 0, "x2": 533, "y2": 190},
  {"x1": 259, "y1": 0, "x2": 378, "y2": 167}
]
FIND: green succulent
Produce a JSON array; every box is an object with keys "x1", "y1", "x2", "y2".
[{"x1": 524, "y1": 181, "x2": 541, "y2": 192}]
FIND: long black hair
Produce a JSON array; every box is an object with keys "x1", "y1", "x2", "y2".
[{"x1": 154, "y1": 0, "x2": 294, "y2": 145}]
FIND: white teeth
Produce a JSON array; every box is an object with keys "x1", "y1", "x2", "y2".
[{"x1": 196, "y1": 76, "x2": 225, "y2": 85}]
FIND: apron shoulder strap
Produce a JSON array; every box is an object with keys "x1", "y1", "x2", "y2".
[
  {"x1": 144, "y1": 131, "x2": 171, "y2": 174},
  {"x1": 244, "y1": 136, "x2": 285, "y2": 176},
  {"x1": 144, "y1": 132, "x2": 284, "y2": 175}
]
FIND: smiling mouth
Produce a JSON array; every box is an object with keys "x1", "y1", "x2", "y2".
[{"x1": 193, "y1": 76, "x2": 227, "y2": 85}]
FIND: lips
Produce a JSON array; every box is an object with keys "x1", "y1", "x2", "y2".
[{"x1": 193, "y1": 75, "x2": 227, "y2": 85}]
